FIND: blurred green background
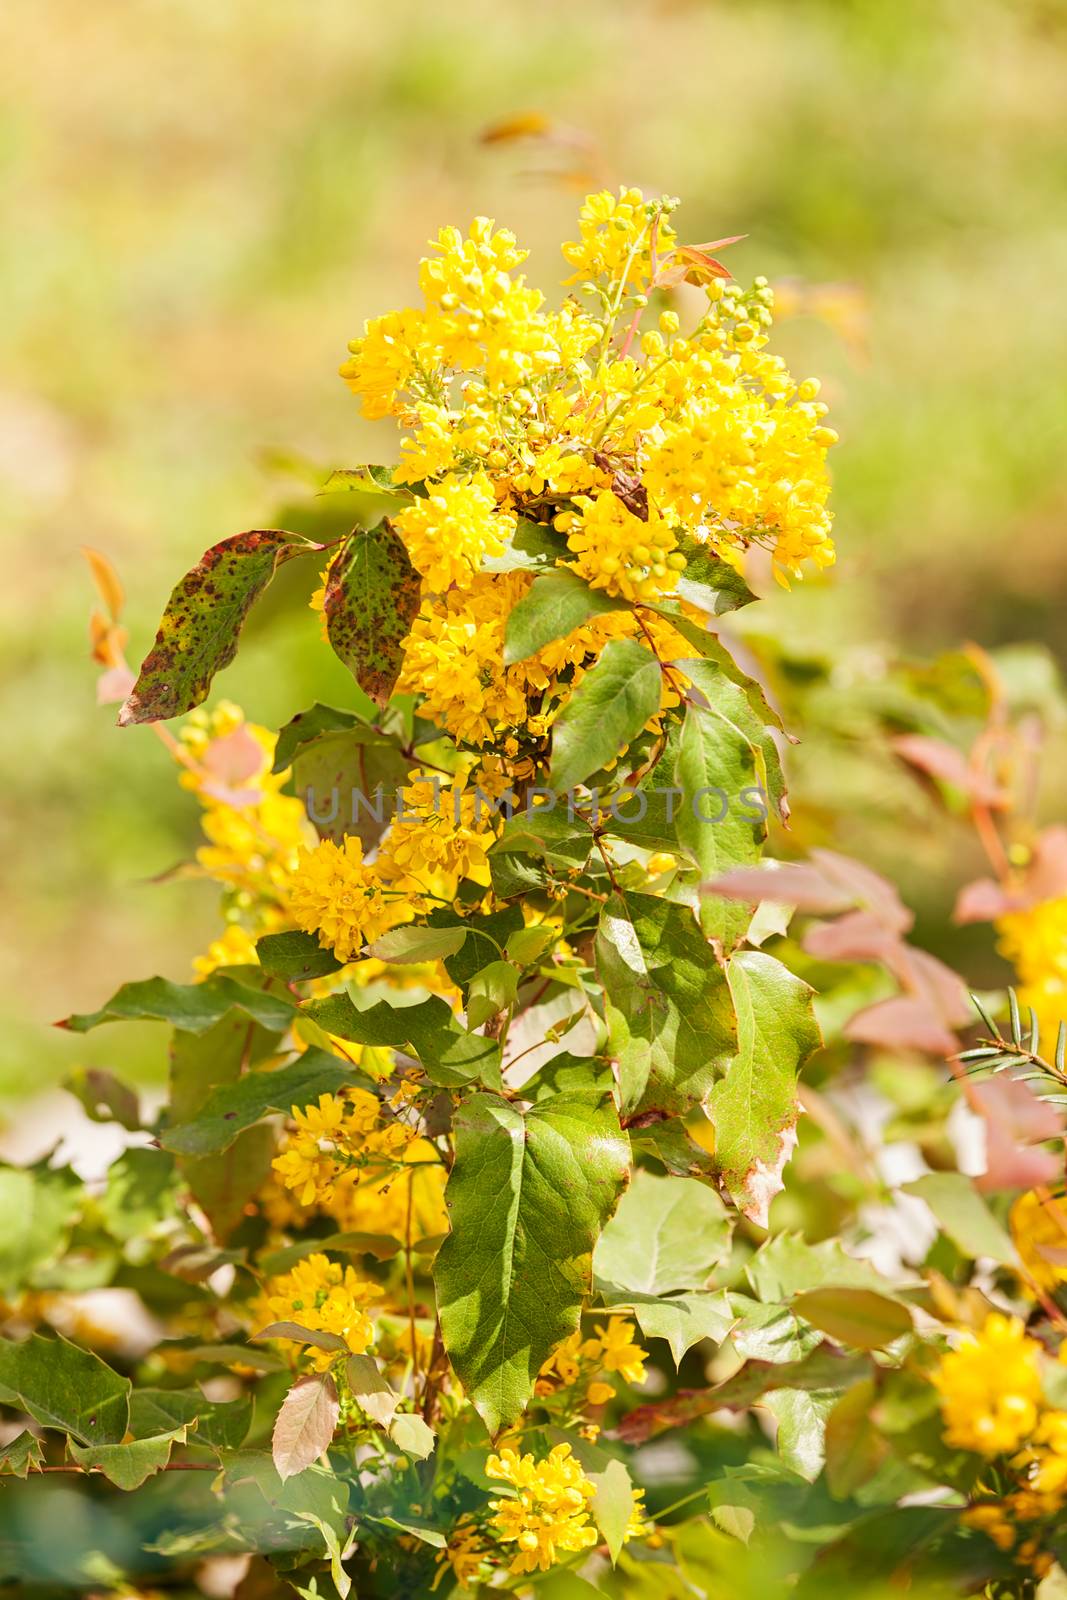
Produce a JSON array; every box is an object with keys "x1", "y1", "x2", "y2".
[{"x1": 3, "y1": 0, "x2": 1066, "y2": 1108}]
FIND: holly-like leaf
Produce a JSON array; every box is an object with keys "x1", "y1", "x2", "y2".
[
  {"x1": 434, "y1": 1089, "x2": 630, "y2": 1434},
  {"x1": 272, "y1": 1372, "x2": 340, "y2": 1481},
  {"x1": 674, "y1": 677, "x2": 770, "y2": 946},
  {"x1": 119, "y1": 530, "x2": 309, "y2": 725},
  {"x1": 594, "y1": 1170, "x2": 731, "y2": 1295},
  {"x1": 549, "y1": 639, "x2": 662, "y2": 792},
  {"x1": 604, "y1": 1290, "x2": 735, "y2": 1367},
  {"x1": 503, "y1": 568, "x2": 626, "y2": 665},
  {"x1": 0, "y1": 1430, "x2": 44, "y2": 1478},
  {"x1": 129, "y1": 1388, "x2": 253, "y2": 1451},
  {"x1": 159, "y1": 1048, "x2": 357, "y2": 1157},
  {"x1": 596, "y1": 892, "x2": 736, "y2": 1117},
  {"x1": 324, "y1": 522, "x2": 421, "y2": 705},
  {"x1": 303, "y1": 991, "x2": 500, "y2": 1088},
  {"x1": 69, "y1": 1427, "x2": 186, "y2": 1489},
  {"x1": 0, "y1": 1332, "x2": 130, "y2": 1444},
  {"x1": 709, "y1": 951, "x2": 820, "y2": 1224},
  {"x1": 59, "y1": 973, "x2": 296, "y2": 1036}
]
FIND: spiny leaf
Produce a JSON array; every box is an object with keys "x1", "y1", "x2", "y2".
[
  {"x1": 434, "y1": 1089, "x2": 630, "y2": 1434},
  {"x1": 119, "y1": 530, "x2": 311, "y2": 724},
  {"x1": 0, "y1": 1332, "x2": 130, "y2": 1444}
]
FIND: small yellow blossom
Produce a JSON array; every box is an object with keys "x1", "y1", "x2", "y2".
[
  {"x1": 394, "y1": 471, "x2": 515, "y2": 592},
  {"x1": 486, "y1": 1442, "x2": 598, "y2": 1575},
  {"x1": 932, "y1": 1313, "x2": 1043, "y2": 1456}
]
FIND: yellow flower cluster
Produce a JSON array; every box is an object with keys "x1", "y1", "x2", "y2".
[
  {"x1": 340, "y1": 187, "x2": 835, "y2": 758},
  {"x1": 261, "y1": 1252, "x2": 380, "y2": 1369},
  {"x1": 1012, "y1": 1190, "x2": 1067, "y2": 1295},
  {"x1": 932, "y1": 1312, "x2": 1067, "y2": 1573},
  {"x1": 486, "y1": 1442, "x2": 599, "y2": 1575},
  {"x1": 932, "y1": 1312, "x2": 1042, "y2": 1456},
  {"x1": 288, "y1": 770, "x2": 495, "y2": 960},
  {"x1": 537, "y1": 1315, "x2": 648, "y2": 1408},
  {"x1": 271, "y1": 1090, "x2": 417, "y2": 1208},
  {"x1": 996, "y1": 894, "x2": 1067, "y2": 1045}
]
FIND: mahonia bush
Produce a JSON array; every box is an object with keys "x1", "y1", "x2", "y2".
[{"x1": 4, "y1": 187, "x2": 1067, "y2": 1600}]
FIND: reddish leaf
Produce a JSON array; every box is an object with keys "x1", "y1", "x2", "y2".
[
  {"x1": 119, "y1": 531, "x2": 310, "y2": 725},
  {"x1": 324, "y1": 522, "x2": 421, "y2": 706},
  {"x1": 973, "y1": 1078, "x2": 1063, "y2": 1192},
  {"x1": 955, "y1": 826, "x2": 1067, "y2": 923},
  {"x1": 271, "y1": 1372, "x2": 339, "y2": 1482},
  {"x1": 893, "y1": 734, "x2": 1006, "y2": 806},
  {"x1": 844, "y1": 994, "x2": 958, "y2": 1056}
]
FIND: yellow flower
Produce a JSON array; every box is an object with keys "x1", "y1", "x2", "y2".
[
  {"x1": 587, "y1": 1316, "x2": 648, "y2": 1385},
  {"x1": 564, "y1": 490, "x2": 682, "y2": 604},
  {"x1": 486, "y1": 1442, "x2": 598, "y2": 1575},
  {"x1": 997, "y1": 896, "x2": 1067, "y2": 1043},
  {"x1": 192, "y1": 923, "x2": 260, "y2": 979},
  {"x1": 340, "y1": 307, "x2": 433, "y2": 420},
  {"x1": 394, "y1": 471, "x2": 515, "y2": 592},
  {"x1": 932, "y1": 1313, "x2": 1043, "y2": 1456},
  {"x1": 438, "y1": 1515, "x2": 491, "y2": 1589},
  {"x1": 261, "y1": 1253, "x2": 379, "y2": 1364},
  {"x1": 562, "y1": 187, "x2": 677, "y2": 291},
  {"x1": 288, "y1": 837, "x2": 405, "y2": 962},
  {"x1": 1012, "y1": 1190, "x2": 1067, "y2": 1294},
  {"x1": 271, "y1": 1089, "x2": 418, "y2": 1207}
]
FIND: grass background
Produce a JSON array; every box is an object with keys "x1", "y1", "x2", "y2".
[{"x1": 3, "y1": 0, "x2": 1066, "y2": 1109}]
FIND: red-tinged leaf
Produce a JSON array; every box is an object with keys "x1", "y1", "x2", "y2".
[
  {"x1": 324, "y1": 522, "x2": 421, "y2": 706},
  {"x1": 973, "y1": 1078, "x2": 1063, "y2": 1192},
  {"x1": 253, "y1": 1322, "x2": 349, "y2": 1354},
  {"x1": 707, "y1": 861, "x2": 857, "y2": 914},
  {"x1": 119, "y1": 531, "x2": 311, "y2": 725},
  {"x1": 844, "y1": 994, "x2": 957, "y2": 1057},
  {"x1": 96, "y1": 662, "x2": 136, "y2": 705},
  {"x1": 803, "y1": 910, "x2": 901, "y2": 965},
  {"x1": 893, "y1": 734, "x2": 1006, "y2": 805},
  {"x1": 955, "y1": 826, "x2": 1067, "y2": 923},
  {"x1": 272, "y1": 1372, "x2": 339, "y2": 1482},
  {"x1": 81, "y1": 545, "x2": 125, "y2": 621}
]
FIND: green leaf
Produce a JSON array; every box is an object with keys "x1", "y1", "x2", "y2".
[
  {"x1": 503, "y1": 568, "x2": 626, "y2": 665},
  {"x1": 588, "y1": 1457, "x2": 636, "y2": 1564},
  {"x1": 709, "y1": 951, "x2": 820, "y2": 1224},
  {"x1": 324, "y1": 522, "x2": 421, "y2": 705},
  {"x1": 466, "y1": 959, "x2": 519, "y2": 1029},
  {"x1": 60, "y1": 973, "x2": 296, "y2": 1036},
  {"x1": 747, "y1": 1233, "x2": 895, "y2": 1302},
  {"x1": 303, "y1": 991, "x2": 500, "y2": 1088},
  {"x1": 596, "y1": 892, "x2": 736, "y2": 1117},
  {"x1": 673, "y1": 541, "x2": 756, "y2": 615},
  {"x1": 186, "y1": 1124, "x2": 277, "y2": 1242},
  {"x1": 0, "y1": 1430, "x2": 44, "y2": 1477},
  {"x1": 0, "y1": 1332, "x2": 130, "y2": 1443},
  {"x1": 488, "y1": 806, "x2": 592, "y2": 898},
  {"x1": 0, "y1": 1163, "x2": 81, "y2": 1295},
  {"x1": 389, "y1": 1411, "x2": 436, "y2": 1459},
  {"x1": 902, "y1": 1172, "x2": 1018, "y2": 1267},
  {"x1": 100, "y1": 1147, "x2": 179, "y2": 1241},
  {"x1": 69, "y1": 1427, "x2": 186, "y2": 1489},
  {"x1": 254, "y1": 1322, "x2": 349, "y2": 1353},
  {"x1": 605, "y1": 1290, "x2": 735, "y2": 1367},
  {"x1": 345, "y1": 1354, "x2": 398, "y2": 1428},
  {"x1": 293, "y1": 726, "x2": 411, "y2": 849},
  {"x1": 794, "y1": 1288, "x2": 913, "y2": 1350},
  {"x1": 761, "y1": 1388, "x2": 834, "y2": 1481},
  {"x1": 674, "y1": 682, "x2": 768, "y2": 945},
  {"x1": 549, "y1": 639, "x2": 662, "y2": 792},
  {"x1": 64, "y1": 1066, "x2": 141, "y2": 1130},
  {"x1": 119, "y1": 530, "x2": 310, "y2": 725},
  {"x1": 259, "y1": 1231, "x2": 401, "y2": 1275},
  {"x1": 366, "y1": 924, "x2": 468, "y2": 964},
  {"x1": 434, "y1": 1089, "x2": 630, "y2": 1433},
  {"x1": 824, "y1": 1379, "x2": 889, "y2": 1499},
  {"x1": 274, "y1": 701, "x2": 374, "y2": 769},
  {"x1": 482, "y1": 516, "x2": 569, "y2": 574},
  {"x1": 257, "y1": 930, "x2": 344, "y2": 984},
  {"x1": 272, "y1": 1373, "x2": 340, "y2": 1482},
  {"x1": 159, "y1": 1048, "x2": 357, "y2": 1157},
  {"x1": 594, "y1": 1170, "x2": 731, "y2": 1295},
  {"x1": 129, "y1": 1388, "x2": 253, "y2": 1451}
]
